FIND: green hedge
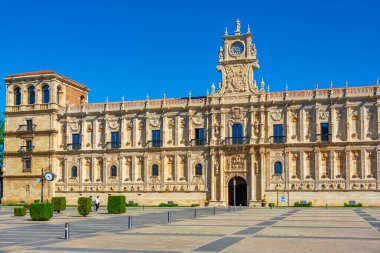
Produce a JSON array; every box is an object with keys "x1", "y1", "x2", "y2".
[
  {"x1": 159, "y1": 203, "x2": 179, "y2": 207},
  {"x1": 126, "y1": 203, "x2": 139, "y2": 207},
  {"x1": 191, "y1": 204, "x2": 200, "y2": 207},
  {"x1": 52, "y1": 197, "x2": 66, "y2": 213},
  {"x1": 78, "y1": 197, "x2": 92, "y2": 216},
  {"x1": 344, "y1": 203, "x2": 362, "y2": 207},
  {"x1": 14, "y1": 207, "x2": 26, "y2": 216},
  {"x1": 268, "y1": 203, "x2": 275, "y2": 208},
  {"x1": 34, "y1": 200, "x2": 40, "y2": 203},
  {"x1": 294, "y1": 201, "x2": 312, "y2": 207},
  {"x1": 30, "y1": 203, "x2": 53, "y2": 221},
  {"x1": 108, "y1": 196, "x2": 126, "y2": 214}
]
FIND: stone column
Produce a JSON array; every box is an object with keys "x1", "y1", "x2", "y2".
[
  {"x1": 81, "y1": 119, "x2": 85, "y2": 149},
  {"x1": 104, "y1": 116, "x2": 108, "y2": 146},
  {"x1": 210, "y1": 151, "x2": 216, "y2": 201},
  {"x1": 314, "y1": 148, "x2": 320, "y2": 190},
  {"x1": 314, "y1": 105, "x2": 320, "y2": 142},
  {"x1": 175, "y1": 116, "x2": 180, "y2": 146},
  {"x1": 259, "y1": 106, "x2": 265, "y2": 143},
  {"x1": 219, "y1": 151, "x2": 225, "y2": 203},
  {"x1": 299, "y1": 108, "x2": 304, "y2": 142},
  {"x1": 376, "y1": 102, "x2": 380, "y2": 140},
  {"x1": 285, "y1": 108, "x2": 290, "y2": 143},
  {"x1": 249, "y1": 107, "x2": 255, "y2": 143},
  {"x1": 210, "y1": 110, "x2": 215, "y2": 145},
  {"x1": 345, "y1": 148, "x2": 351, "y2": 189},
  {"x1": 120, "y1": 117, "x2": 125, "y2": 148},
  {"x1": 92, "y1": 120, "x2": 97, "y2": 150},
  {"x1": 299, "y1": 151, "x2": 304, "y2": 180},
  {"x1": 361, "y1": 149, "x2": 365, "y2": 179},
  {"x1": 173, "y1": 154, "x2": 178, "y2": 182},
  {"x1": 284, "y1": 150, "x2": 289, "y2": 189},
  {"x1": 330, "y1": 107, "x2": 336, "y2": 142},
  {"x1": 330, "y1": 151, "x2": 335, "y2": 179},
  {"x1": 64, "y1": 156, "x2": 68, "y2": 184},
  {"x1": 102, "y1": 156, "x2": 107, "y2": 187},
  {"x1": 260, "y1": 149, "x2": 267, "y2": 199},
  {"x1": 376, "y1": 146, "x2": 380, "y2": 188},
  {"x1": 345, "y1": 105, "x2": 351, "y2": 141},
  {"x1": 360, "y1": 106, "x2": 365, "y2": 140},
  {"x1": 162, "y1": 113, "x2": 166, "y2": 147},
  {"x1": 118, "y1": 156, "x2": 123, "y2": 190},
  {"x1": 131, "y1": 156, "x2": 136, "y2": 182},
  {"x1": 186, "y1": 152, "x2": 192, "y2": 190},
  {"x1": 132, "y1": 118, "x2": 137, "y2": 147},
  {"x1": 221, "y1": 111, "x2": 226, "y2": 141},
  {"x1": 143, "y1": 153, "x2": 148, "y2": 189},
  {"x1": 249, "y1": 148, "x2": 256, "y2": 202},
  {"x1": 79, "y1": 156, "x2": 84, "y2": 189}
]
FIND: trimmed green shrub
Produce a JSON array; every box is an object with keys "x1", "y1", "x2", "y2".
[
  {"x1": 158, "y1": 203, "x2": 179, "y2": 207},
  {"x1": 126, "y1": 202, "x2": 139, "y2": 207},
  {"x1": 191, "y1": 204, "x2": 200, "y2": 207},
  {"x1": 294, "y1": 201, "x2": 312, "y2": 207},
  {"x1": 78, "y1": 197, "x2": 92, "y2": 216},
  {"x1": 52, "y1": 197, "x2": 66, "y2": 213},
  {"x1": 344, "y1": 202, "x2": 363, "y2": 207},
  {"x1": 268, "y1": 203, "x2": 275, "y2": 208},
  {"x1": 108, "y1": 196, "x2": 126, "y2": 214},
  {"x1": 30, "y1": 203, "x2": 53, "y2": 221},
  {"x1": 34, "y1": 200, "x2": 40, "y2": 203},
  {"x1": 14, "y1": 207, "x2": 26, "y2": 216}
]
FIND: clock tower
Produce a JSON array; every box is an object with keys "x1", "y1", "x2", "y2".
[{"x1": 216, "y1": 19, "x2": 260, "y2": 95}]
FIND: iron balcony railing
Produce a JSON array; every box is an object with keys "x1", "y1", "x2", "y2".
[
  {"x1": 268, "y1": 136, "x2": 286, "y2": 144},
  {"x1": 18, "y1": 145, "x2": 34, "y2": 153},
  {"x1": 190, "y1": 139, "x2": 206, "y2": 146},
  {"x1": 67, "y1": 143, "x2": 81, "y2": 150},
  {"x1": 106, "y1": 142, "x2": 121, "y2": 149},
  {"x1": 17, "y1": 124, "x2": 36, "y2": 133},
  {"x1": 224, "y1": 137, "x2": 249, "y2": 145},
  {"x1": 316, "y1": 134, "x2": 332, "y2": 142},
  {"x1": 147, "y1": 140, "x2": 162, "y2": 148}
]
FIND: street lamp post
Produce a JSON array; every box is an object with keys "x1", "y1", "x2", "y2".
[
  {"x1": 233, "y1": 178, "x2": 236, "y2": 211},
  {"x1": 40, "y1": 168, "x2": 44, "y2": 203}
]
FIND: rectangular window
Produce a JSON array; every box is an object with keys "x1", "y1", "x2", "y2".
[
  {"x1": 152, "y1": 130, "x2": 161, "y2": 147},
  {"x1": 24, "y1": 157, "x2": 31, "y2": 170},
  {"x1": 26, "y1": 140, "x2": 33, "y2": 152},
  {"x1": 111, "y1": 132, "x2": 120, "y2": 148},
  {"x1": 195, "y1": 128, "x2": 204, "y2": 145},
  {"x1": 72, "y1": 134, "x2": 81, "y2": 150},
  {"x1": 26, "y1": 120, "x2": 33, "y2": 132},
  {"x1": 321, "y1": 123, "x2": 329, "y2": 142},
  {"x1": 273, "y1": 124, "x2": 283, "y2": 143}
]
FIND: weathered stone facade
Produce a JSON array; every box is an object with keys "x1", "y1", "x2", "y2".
[{"x1": 3, "y1": 20, "x2": 380, "y2": 206}]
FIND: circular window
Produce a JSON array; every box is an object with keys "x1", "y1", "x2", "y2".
[{"x1": 230, "y1": 42, "x2": 244, "y2": 56}]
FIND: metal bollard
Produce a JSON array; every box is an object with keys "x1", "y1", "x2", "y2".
[
  {"x1": 213, "y1": 206, "x2": 216, "y2": 215},
  {"x1": 128, "y1": 216, "x2": 132, "y2": 229},
  {"x1": 325, "y1": 204, "x2": 328, "y2": 210},
  {"x1": 167, "y1": 211, "x2": 171, "y2": 223},
  {"x1": 239, "y1": 204, "x2": 242, "y2": 210},
  {"x1": 143, "y1": 204, "x2": 145, "y2": 211},
  {"x1": 64, "y1": 222, "x2": 70, "y2": 240},
  {"x1": 194, "y1": 208, "x2": 197, "y2": 219}
]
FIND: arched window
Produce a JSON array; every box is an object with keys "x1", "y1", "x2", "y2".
[
  {"x1": 28, "y1": 86, "x2": 35, "y2": 104},
  {"x1": 152, "y1": 164, "x2": 159, "y2": 176},
  {"x1": 232, "y1": 123, "x2": 243, "y2": 144},
  {"x1": 42, "y1": 85, "x2": 50, "y2": 104},
  {"x1": 274, "y1": 162, "x2": 282, "y2": 174},
  {"x1": 110, "y1": 165, "x2": 117, "y2": 177},
  {"x1": 14, "y1": 87, "x2": 21, "y2": 105},
  {"x1": 71, "y1": 166, "x2": 78, "y2": 177},
  {"x1": 80, "y1": 95, "x2": 85, "y2": 104},
  {"x1": 195, "y1": 163, "x2": 202, "y2": 176}
]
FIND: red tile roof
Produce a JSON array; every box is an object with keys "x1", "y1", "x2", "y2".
[{"x1": 7, "y1": 70, "x2": 56, "y2": 78}]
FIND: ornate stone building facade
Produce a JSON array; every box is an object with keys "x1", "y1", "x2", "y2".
[{"x1": 3, "y1": 20, "x2": 380, "y2": 206}]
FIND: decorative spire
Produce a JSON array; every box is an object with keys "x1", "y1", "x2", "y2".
[
  {"x1": 163, "y1": 93, "x2": 166, "y2": 100},
  {"x1": 188, "y1": 90, "x2": 192, "y2": 99},
  {"x1": 267, "y1": 83, "x2": 270, "y2": 92},
  {"x1": 224, "y1": 27, "x2": 228, "y2": 36},
  {"x1": 285, "y1": 83, "x2": 288, "y2": 92},
  {"x1": 345, "y1": 80, "x2": 349, "y2": 88},
  {"x1": 330, "y1": 81, "x2": 333, "y2": 89},
  {"x1": 206, "y1": 89, "x2": 209, "y2": 96},
  {"x1": 122, "y1": 95, "x2": 124, "y2": 102},
  {"x1": 235, "y1": 19, "x2": 241, "y2": 35},
  {"x1": 146, "y1": 93, "x2": 149, "y2": 100},
  {"x1": 247, "y1": 24, "x2": 251, "y2": 33},
  {"x1": 211, "y1": 82, "x2": 215, "y2": 95},
  {"x1": 315, "y1": 83, "x2": 319, "y2": 90},
  {"x1": 260, "y1": 78, "x2": 265, "y2": 91},
  {"x1": 376, "y1": 78, "x2": 379, "y2": 86},
  {"x1": 218, "y1": 46, "x2": 224, "y2": 60},
  {"x1": 106, "y1": 97, "x2": 108, "y2": 103}
]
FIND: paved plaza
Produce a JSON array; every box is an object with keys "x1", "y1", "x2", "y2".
[{"x1": 0, "y1": 206, "x2": 379, "y2": 252}]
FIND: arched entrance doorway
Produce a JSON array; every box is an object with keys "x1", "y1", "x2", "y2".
[{"x1": 228, "y1": 176, "x2": 247, "y2": 206}]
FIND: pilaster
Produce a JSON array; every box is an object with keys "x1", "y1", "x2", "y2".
[
  {"x1": 210, "y1": 150, "x2": 216, "y2": 201},
  {"x1": 314, "y1": 148, "x2": 320, "y2": 189},
  {"x1": 361, "y1": 149, "x2": 365, "y2": 179},
  {"x1": 219, "y1": 151, "x2": 225, "y2": 202},
  {"x1": 345, "y1": 148, "x2": 351, "y2": 188}
]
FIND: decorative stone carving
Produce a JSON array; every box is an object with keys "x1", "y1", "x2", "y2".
[
  {"x1": 319, "y1": 110, "x2": 329, "y2": 120},
  {"x1": 69, "y1": 122, "x2": 80, "y2": 131},
  {"x1": 191, "y1": 115, "x2": 203, "y2": 126},
  {"x1": 150, "y1": 119, "x2": 160, "y2": 128},
  {"x1": 270, "y1": 110, "x2": 283, "y2": 121},
  {"x1": 227, "y1": 155, "x2": 245, "y2": 170}
]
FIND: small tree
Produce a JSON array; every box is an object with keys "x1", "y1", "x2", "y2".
[
  {"x1": 107, "y1": 196, "x2": 126, "y2": 214},
  {"x1": 78, "y1": 197, "x2": 92, "y2": 216},
  {"x1": 52, "y1": 197, "x2": 66, "y2": 213},
  {"x1": 14, "y1": 207, "x2": 26, "y2": 216}
]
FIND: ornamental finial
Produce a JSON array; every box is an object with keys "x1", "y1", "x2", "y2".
[
  {"x1": 106, "y1": 97, "x2": 108, "y2": 103},
  {"x1": 206, "y1": 89, "x2": 209, "y2": 96},
  {"x1": 285, "y1": 83, "x2": 288, "y2": 91},
  {"x1": 376, "y1": 78, "x2": 379, "y2": 86},
  {"x1": 225, "y1": 27, "x2": 228, "y2": 36},
  {"x1": 189, "y1": 90, "x2": 192, "y2": 99},
  {"x1": 163, "y1": 93, "x2": 166, "y2": 100},
  {"x1": 122, "y1": 95, "x2": 124, "y2": 102},
  {"x1": 260, "y1": 78, "x2": 265, "y2": 91},
  {"x1": 267, "y1": 83, "x2": 270, "y2": 92},
  {"x1": 235, "y1": 19, "x2": 241, "y2": 35},
  {"x1": 247, "y1": 24, "x2": 251, "y2": 33},
  {"x1": 146, "y1": 93, "x2": 149, "y2": 100},
  {"x1": 211, "y1": 82, "x2": 215, "y2": 94},
  {"x1": 345, "y1": 80, "x2": 349, "y2": 88},
  {"x1": 330, "y1": 81, "x2": 333, "y2": 89},
  {"x1": 315, "y1": 83, "x2": 319, "y2": 90}
]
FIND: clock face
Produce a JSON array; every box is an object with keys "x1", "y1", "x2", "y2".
[
  {"x1": 230, "y1": 42, "x2": 244, "y2": 56},
  {"x1": 44, "y1": 172, "x2": 54, "y2": 181}
]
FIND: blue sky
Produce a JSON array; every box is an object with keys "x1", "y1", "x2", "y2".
[{"x1": 1, "y1": 0, "x2": 379, "y2": 108}]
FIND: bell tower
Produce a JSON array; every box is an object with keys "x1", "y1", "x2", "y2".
[{"x1": 216, "y1": 19, "x2": 260, "y2": 95}]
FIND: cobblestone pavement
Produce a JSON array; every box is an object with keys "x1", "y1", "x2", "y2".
[{"x1": 0, "y1": 206, "x2": 380, "y2": 252}]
